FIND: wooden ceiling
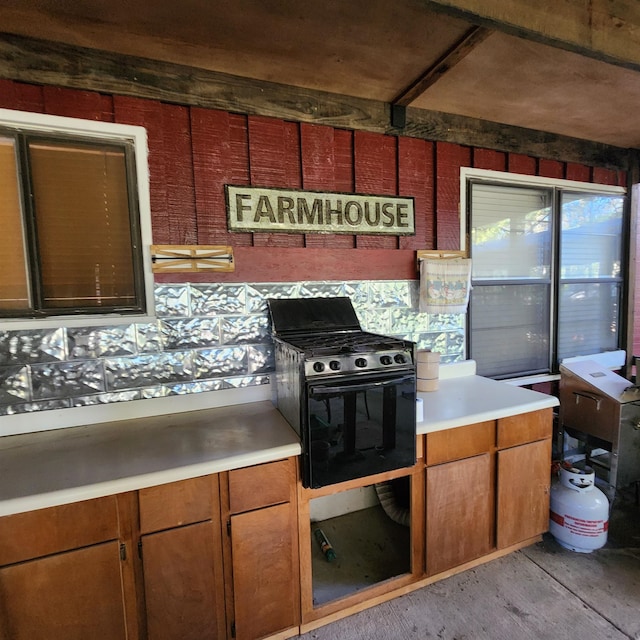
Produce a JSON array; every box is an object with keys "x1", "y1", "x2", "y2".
[{"x1": 1, "y1": 0, "x2": 639, "y2": 150}]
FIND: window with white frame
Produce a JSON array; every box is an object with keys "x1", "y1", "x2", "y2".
[
  {"x1": 464, "y1": 168, "x2": 626, "y2": 379},
  {"x1": 0, "y1": 109, "x2": 154, "y2": 326}
]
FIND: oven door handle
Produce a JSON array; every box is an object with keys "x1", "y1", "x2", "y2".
[{"x1": 309, "y1": 375, "x2": 414, "y2": 396}]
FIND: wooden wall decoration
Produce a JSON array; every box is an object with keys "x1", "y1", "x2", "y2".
[{"x1": 151, "y1": 245, "x2": 234, "y2": 273}]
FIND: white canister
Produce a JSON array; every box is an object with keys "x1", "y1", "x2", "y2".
[{"x1": 549, "y1": 464, "x2": 609, "y2": 553}]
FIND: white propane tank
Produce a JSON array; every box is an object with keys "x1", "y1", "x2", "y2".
[{"x1": 549, "y1": 463, "x2": 609, "y2": 553}]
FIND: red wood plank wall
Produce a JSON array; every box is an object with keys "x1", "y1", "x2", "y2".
[{"x1": 0, "y1": 78, "x2": 629, "y2": 284}]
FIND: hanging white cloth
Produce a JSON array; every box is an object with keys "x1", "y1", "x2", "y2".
[{"x1": 419, "y1": 258, "x2": 472, "y2": 314}]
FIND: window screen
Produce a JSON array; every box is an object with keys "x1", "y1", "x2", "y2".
[
  {"x1": 0, "y1": 136, "x2": 29, "y2": 310},
  {"x1": 557, "y1": 192, "x2": 623, "y2": 361},
  {"x1": 469, "y1": 179, "x2": 624, "y2": 379}
]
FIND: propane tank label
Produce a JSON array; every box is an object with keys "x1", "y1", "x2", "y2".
[{"x1": 549, "y1": 510, "x2": 608, "y2": 537}]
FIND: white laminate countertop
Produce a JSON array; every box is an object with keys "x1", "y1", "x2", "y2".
[
  {"x1": 0, "y1": 400, "x2": 301, "y2": 517},
  {"x1": 0, "y1": 366, "x2": 559, "y2": 518},
  {"x1": 416, "y1": 373, "x2": 559, "y2": 435}
]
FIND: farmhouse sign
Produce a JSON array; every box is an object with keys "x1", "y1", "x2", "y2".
[{"x1": 226, "y1": 185, "x2": 415, "y2": 235}]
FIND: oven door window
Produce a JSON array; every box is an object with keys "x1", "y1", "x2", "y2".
[{"x1": 305, "y1": 372, "x2": 416, "y2": 488}]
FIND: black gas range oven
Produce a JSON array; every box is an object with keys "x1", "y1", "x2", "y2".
[{"x1": 268, "y1": 297, "x2": 417, "y2": 489}]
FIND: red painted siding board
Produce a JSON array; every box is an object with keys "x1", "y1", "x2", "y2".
[
  {"x1": 473, "y1": 148, "x2": 506, "y2": 171},
  {"x1": 301, "y1": 123, "x2": 355, "y2": 249},
  {"x1": 0, "y1": 80, "x2": 44, "y2": 112},
  {"x1": 565, "y1": 162, "x2": 591, "y2": 182},
  {"x1": 248, "y1": 115, "x2": 297, "y2": 188},
  {"x1": 398, "y1": 137, "x2": 434, "y2": 251},
  {"x1": 113, "y1": 96, "x2": 168, "y2": 243},
  {"x1": 42, "y1": 86, "x2": 113, "y2": 122},
  {"x1": 0, "y1": 79, "x2": 19, "y2": 109},
  {"x1": 114, "y1": 97, "x2": 198, "y2": 245},
  {"x1": 301, "y1": 123, "x2": 336, "y2": 190},
  {"x1": 191, "y1": 108, "x2": 250, "y2": 246},
  {"x1": 161, "y1": 103, "x2": 197, "y2": 245},
  {"x1": 354, "y1": 131, "x2": 397, "y2": 197},
  {"x1": 435, "y1": 141, "x2": 470, "y2": 250},
  {"x1": 508, "y1": 153, "x2": 536, "y2": 175},
  {"x1": 538, "y1": 158, "x2": 565, "y2": 179},
  {"x1": 592, "y1": 166, "x2": 619, "y2": 186},
  {"x1": 228, "y1": 113, "x2": 251, "y2": 187},
  {"x1": 354, "y1": 131, "x2": 397, "y2": 249},
  {"x1": 283, "y1": 121, "x2": 302, "y2": 189},
  {"x1": 249, "y1": 115, "x2": 304, "y2": 248},
  {"x1": 333, "y1": 128, "x2": 354, "y2": 193},
  {"x1": 330, "y1": 128, "x2": 357, "y2": 248}
]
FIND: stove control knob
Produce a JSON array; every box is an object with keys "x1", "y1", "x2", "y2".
[
  {"x1": 313, "y1": 361, "x2": 325, "y2": 373},
  {"x1": 394, "y1": 354, "x2": 407, "y2": 364},
  {"x1": 380, "y1": 355, "x2": 393, "y2": 365},
  {"x1": 329, "y1": 360, "x2": 341, "y2": 371},
  {"x1": 355, "y1": 357, "x2": 368, "y2": 368}
]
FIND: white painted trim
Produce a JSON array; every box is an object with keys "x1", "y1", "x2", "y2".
[
  {"x1": 0, "y1": 108, "x2": 155, "y2": 329},
  {"x1": 503, "y1": 374, "x2": 561, "y2": 386},
  {"x1": 460, "y1": 167, "x2": 626, "y2": 195}
]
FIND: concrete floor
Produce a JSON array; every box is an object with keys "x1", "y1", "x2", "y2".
[{"x1": 299, "y1": 488, "x2": 640, "y2": 640}]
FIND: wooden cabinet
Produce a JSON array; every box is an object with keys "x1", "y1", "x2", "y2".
[
  {"x1": 0, "y1": 495, "x2": 140, "y2": 640},
  {"x1": 222, "y1": 458, "x2": 300, "y2": 640},
  {"x1": 425, "y1": 422, "x2": 495, "y2": 575},
  {"x1": 0, "y1": 407, "x2": 552, "y2": 640},
  {"x1": 425, "y1": 409, "x2": 553, "y2": 576},
  {"x1": 138, "y1": 475, "x2": 226, "y2": 640},
  {"x1": 496, "y1": 412, "x2": 552, "y2": 548},
  {"x1": 0, "y1": 461, "x2": 300, "y2": 640},
  {"x1": 426, "y1": 454, "x2": 494, "y2": 575}
]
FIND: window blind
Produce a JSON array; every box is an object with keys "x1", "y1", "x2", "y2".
[{"x1": 0, "y1": 137, "x2": 29, "y2": 309}]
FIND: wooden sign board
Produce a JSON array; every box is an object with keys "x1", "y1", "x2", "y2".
[{"x1": 226, "y1": 185, "x2": 415, "y2": 235}]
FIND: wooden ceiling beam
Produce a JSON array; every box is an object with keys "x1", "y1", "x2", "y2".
[
  {"x1": 392, "y1": 25, "x2": 492, "y2": 107},
  {"x1": 0, "y1": 32, "x2": 635, "y2": 170},
  {"x1": 421, "y1": 0, "x2": 640, "y2": 72}
]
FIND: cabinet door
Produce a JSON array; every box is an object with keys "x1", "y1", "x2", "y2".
[
  {"x1": 497, "y1": 439, "x2": 551, "y2": 548},
  {"x1": 230, "y1": 501, "x2": 299, "y2": 640},
  {"x1": 426, "y1": 454, "x2": 494, "y2": 576},
  {"x1": 0, "y1": 541, "x2": 128, "y2": 640},
  {"x1": 142, "y1": 522, "x2": 226, "y2": 640}
]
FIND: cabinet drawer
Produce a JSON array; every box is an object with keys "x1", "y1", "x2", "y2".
[
  {"x1": 426, "y1": 421, "x2": 495, "y2": 466},
  {"x1": 228, "y1": 458, "x2": 294, "y2": 514},
  {"x1": 497, "y1": 409, "x2": 552, "y2": 449},
  {"x1": 0, "y1": 495, "x2": 119, "y2": 566},
  {"x1": 139, "y1": 475, "x2": 215, "y2": 534}
]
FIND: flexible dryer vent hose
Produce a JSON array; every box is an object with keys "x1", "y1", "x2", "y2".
[{"x1": 374, "y1": 481, "x2": 411, "y2": 527}]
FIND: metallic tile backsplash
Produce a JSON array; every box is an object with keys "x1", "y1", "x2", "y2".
[{"x1": 0, "y1": 280, "x2": 465, "y2": 415}]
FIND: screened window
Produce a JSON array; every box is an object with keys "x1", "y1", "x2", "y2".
[
  {"x1": 0, "y1": 111, "x2": 152, "y2": 322},
  {"x1": 467, "y1": 174, "x2": 625, "y2": 379}
]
